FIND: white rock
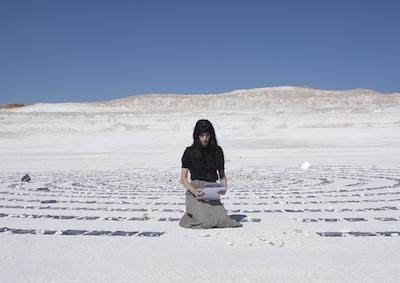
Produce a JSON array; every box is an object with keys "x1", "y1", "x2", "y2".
[{"x1": 301, "y1": 161, "x2": 310, "y2": 170}]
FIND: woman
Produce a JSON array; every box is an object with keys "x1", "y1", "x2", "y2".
[{"x1": 178, "y1": 119, "x2": 242, "y2": 229}]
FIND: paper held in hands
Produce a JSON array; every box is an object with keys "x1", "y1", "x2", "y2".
[{"x1": 196, "y1": 182, "x2": 226, "y2": 201}]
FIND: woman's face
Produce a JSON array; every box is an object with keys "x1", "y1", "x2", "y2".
[{"x1": 198, "y1": 132, "x2": 210, "y2": 146}]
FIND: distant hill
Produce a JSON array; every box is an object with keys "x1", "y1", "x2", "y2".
[
  {"x1": 3, "y1": 87, "x2": 400, "y2": 113},
  {"x1": 0, "y1": 103, "x2": 25, "y2": 109}
]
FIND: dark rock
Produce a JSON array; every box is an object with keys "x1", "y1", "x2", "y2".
[
  {"x1": 319, "y1": 218, "x2": 340, "y2": 222},
  {"x1": 0, "y1": 227, "x2": 9, "y2": 233},
  {"x1": 11, "y1": 229, "x2": 36, "y2": 234},
  {"x1": 84, "y1": 230, "x2": 113, "y2": 236},
  {"x1": 284, "y1": 209, "x2": 304, "y2": 213},
  {"x1": 21, "y1": 174, "x2": 31, "y2": 182},
  {"x1": 264, "y1": 209, "x2": 283, "y2": 213},
  {"x1": 229, "y1": 214, "x2": 247, "y2": 222},
  {"x1": 129, "y1": 216, "x2": 150, "y2": 221},
  {"x1": 375, "y1": 231, "x2": 400, "y2": 236},
  {"x1": 375, "y1": 217, "x2": 398, "y2": 221},
  {"x1": 61, "y1": 230, "x2": 87, "y2": 235},
  {"x1": 344, "y1": 218, "x2": 367, "y2": 222},
  {"x1": 316, "y1": 232, "x2": 344, "y2": 237},
  {"x1": 110, "y1": 231, "x2": 138, "y2": 236},
  {"x1": 40, "y1": 200, "x2": 57, "y2": 204},
  {"x1": 348, "y1": 231, "x2": 377, "y2": 237},
  {"x1": 302, "y1": 218, "x2": 318, "y2": 222},
  {"x1": 137, "y1": 231, "x2": 165, "y2": 237}
]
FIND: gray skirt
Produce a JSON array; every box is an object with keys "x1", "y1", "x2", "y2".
[{"x1": 178, "y1": 179, "x2": 243, "y2": 229}]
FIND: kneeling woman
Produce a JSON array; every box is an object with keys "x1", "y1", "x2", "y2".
[{"x1": 179, "y1": 119, "x2": 242, "y2": 229}]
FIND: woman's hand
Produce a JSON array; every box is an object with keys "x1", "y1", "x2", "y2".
[
  {"x1": 194, "y1": 188, "x2": 204, "y2": 198},
  {"x1": 217, "y1": 189, "x2": 226, "y2": 195},
  {"x1": 218, "y1": 177, "x2": 227, "y2": 195},
  {"x1": 220, "y1": 177, "x2": 227, "y2": 188}
]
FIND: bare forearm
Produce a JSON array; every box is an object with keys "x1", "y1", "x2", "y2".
[
  {"x1": 220, "y1": 176, "x2": 227, "y2": 187},
  {"x1": 181, "y1": 177, "x2": 197, "y2": 194}
]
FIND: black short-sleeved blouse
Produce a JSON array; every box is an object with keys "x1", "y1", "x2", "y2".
[{"x1": 181, "y1": 145, "x2": 224, "y2": 182}]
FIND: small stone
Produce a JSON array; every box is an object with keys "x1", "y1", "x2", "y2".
[
  {"x1": 21, "y1": 174, "x2": 31, "y2": 182},
  {"x1": 301, "y1": 161, "x2": 310, "y2": 170}
]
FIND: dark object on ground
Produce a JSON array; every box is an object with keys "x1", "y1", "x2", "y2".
[
  {"x1": 302, "y1": 218, "x2": 318, "y2": 222},
  {"x1": 110, "y1": 231, "x2": 138, "y2": 236},
  {"x1": 344, "y1": 218, "x2": 367, "y2": 222},
  {"x1": 85, "y1": 230, "x2": 113, "y2": 236},
  {"x1": 0, "y1": 227, "x2": 165, "y2": 237},
  {"x1": 21, "y1": 174, "x2": 31, "y2": 182},
  {"x1": 11, "y1": 229, "x2": 36, "y2": 234},
  {"x1": 41, "y1": 200, "x2": 57, "y2": 204},
  {"x1": 61, "y1": 230, "x2": 87, "y2": 235},
  {"x1": 375, "y1": 217, "x2": 398, "y2": 221},
  {"x1": 375, "y1": 231, "x2": 400, "y2": 236},
  {"x1": 229, "y1": 214, "x2": 247, "y2": 222},
  {"x1": 319, "y1": 218, "x2": 340, "y2": 222},
  {"x1": 104, "y1": 216, "x2": 123, "y2": 221},
  {"x1": 316, "y1": 232, "x2": 344, "y2": 237},
  {"x1": 36, "y1": 187, "x2": 50, "y2": 192},
  {"x1": 137, "y1": 231, "x2": 165, "y2": 237},
  {"x1": 284, "y1": 209, "x2": 304, "y2": 213},
  {"x1": 348, "y1": 231, "x2": 377, "y2": 236},
  {"x1": 129, "y1": 216, "x2": 150, "y2": 221}
]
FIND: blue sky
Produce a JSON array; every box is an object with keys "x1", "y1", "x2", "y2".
[{"x1": 1, "y1": 0, "x2": 399, "y2": 104}]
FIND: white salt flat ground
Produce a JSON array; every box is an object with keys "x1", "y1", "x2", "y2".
[{"x1": 1, "y1": 107, "x2": 400, "y2": 283}]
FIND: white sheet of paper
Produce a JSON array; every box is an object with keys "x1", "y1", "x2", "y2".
[{"x1": 197, "y1": 184, "x2": 225, "y2": 200}]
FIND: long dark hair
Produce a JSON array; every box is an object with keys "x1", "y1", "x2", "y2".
[
  {"x1": 191, "y1": 119, "x2": 218, "y2": 151},
  {"x1": 191, "y1": 119, "x2": 224, "y2": 171}
]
